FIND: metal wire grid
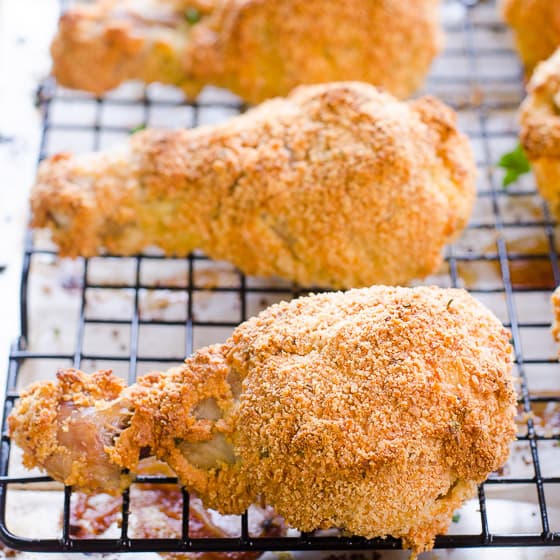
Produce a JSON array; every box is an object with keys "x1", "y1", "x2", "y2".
[{"x1": 0, "y1": 0, "x2": 559, "y2": 554}]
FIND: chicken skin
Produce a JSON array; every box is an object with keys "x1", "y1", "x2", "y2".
[
  {"x1": 9, "y1": 286, "x2": 517, "y2": 556},
  {"x1": 51, "y1": 0, "x2": 442, "y2": 103},
  {"x1": 519, "y1": 49, "x2": 560, "y2": 218},
  {"x1": 32, "y1": 82, "x2": 476, "y2": 289},
  {"x1": 501, "y1": 0, "x2": 560, "y2": 74}
]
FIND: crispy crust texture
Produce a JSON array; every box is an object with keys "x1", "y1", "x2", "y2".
[
  {"x1": 51, "y1": 0, "x2": 442, "y2": 103},
  {"x1": 216, "y1": 286, "x2": 516, "y2": 553},
  {"x1": 51, "y1": 0, "x2": 204, "y2": 98},
  {"x1": 31, "y1": 82, "x2": 476, "y2": 289},
  {"x1": 501, "y1": 0, "x2": 560, "y2": 74},
  {"x1": 552, "y1": 287, "x2": 560, "y2": 344},
  {"x1": 520, "y1": 49, "x2": 560, "y2": 217},
  {"x1": 9, "y1": 286, "x2": 517, "y2": 556},
  {"x1": 7, "y1": 369, "x2": 132, "y2": 492}
]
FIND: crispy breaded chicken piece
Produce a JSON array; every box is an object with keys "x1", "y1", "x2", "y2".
[
  {"x1": 32, "y1": 82, "x2": 476, "y2": 289},
  {"x1": 501, "y1": 0, "x2": 560, "y2": 74},
  {"x1": 9, "y1": 286, "x2": 517, "y2": 556},
  {"x1": 520, "y1": 49, "x2": 560, "y2": 218},
  {"x1": 51, "y1": 0, "x2": 442, "y2": 103}
]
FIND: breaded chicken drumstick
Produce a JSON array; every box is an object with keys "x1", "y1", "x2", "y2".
[
  {"x1": 501, "y1": 0, "x2": 560, "y2": 74},
  {"x1": 9, "y1": 286, "x2": 517, "y2": 556},
  {"x1": 52, "y1": 0, "x2": 442, "y2": 103},
  {"x1": 520, "y1": 49, "x2": 560, "y2": 218},
  {"x1": 32, "y1": 82, "x2": 476, "y2": 289}
]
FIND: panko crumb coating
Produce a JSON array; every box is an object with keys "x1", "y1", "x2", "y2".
[
  {"x1": 9, "y1": 286, "x2": 517, "y2": 556},
  {"x1": 32, "y1": 82, "x2": 476, "y2": 289},
  {"x1": 520, "y1": 49, "x2": 560, "y2": 218},
  {"x1": 51, "y1": 0, "x2": 443, "y2": 103},
  {"x1": 552, "y1": 287, "x2": 560, "y2": 344},
  {"x1": 501, "y1": 0, "x2": 560, "y2": 74}
]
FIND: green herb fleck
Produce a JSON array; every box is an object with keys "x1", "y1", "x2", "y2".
[
  {"x1": 129, "y1": 124, "x2": 146, "y2": 135},
  {"x1": 498, "y1": 143, "x2": 531, "y2": 188},
  {"x1": 446, "y1": 298, "x2": 454, "y2": 310},
  {"x1": 452, "y1": 513, "x2": 461, "y2": 523},
  {"x1": 53, "y1": 326, "x2": 61, "y2": 338},
  {"x1": 449, "y1": 419, "x2": 461, "y2": 433},
  {"x1": 185, "y1": 7, "x2": 201, "y2": 25}
]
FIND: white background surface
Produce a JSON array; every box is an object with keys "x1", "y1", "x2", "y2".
[{"x1": 0, "y1": 0, "x2": 57, "y2": 376}]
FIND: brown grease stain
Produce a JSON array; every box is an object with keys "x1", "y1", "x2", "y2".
[
  {"x1": 458, "y1": 235, "x2": 556, "y2": 291},
  {"x1": 506, "y1": 236, "x2": 556, "y2": 291},
  {"x1": 71, "y1": 487, "x2": 285, "y2": 560},
  {"x1": 69, "y1": 460, "x2": 285, "y2": 559}
]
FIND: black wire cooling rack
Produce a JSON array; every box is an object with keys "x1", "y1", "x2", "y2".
[{"x1": 1, "y1": 0, "x2": 560, "y2": 555}]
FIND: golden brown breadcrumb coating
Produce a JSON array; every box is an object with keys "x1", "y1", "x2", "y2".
[
  {"x1": 551, "y1": 287, "x2": 560, "y2": 344},
  {"x1": 51, "y1": 0, "x2": 443, "y2": 103},
  {"x1": 501, "y1": 0, "x2": 560, "y2": 74},
  {"x1": 9, "y1": 369, "x2": 133, "y2": 492},
  {"x1": 9, "y1": 286, "x2": 517, "y2": 556},
  {"x1": 32, "y1": 82, "x2": 476, "y2": 289},
  {"x1": 520, "y1": 49, "x2": 560, "y2": 218}
]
